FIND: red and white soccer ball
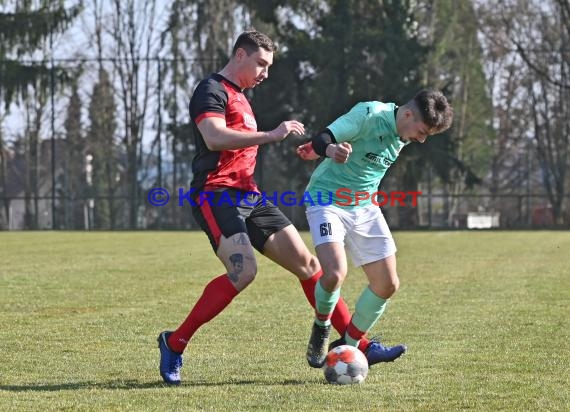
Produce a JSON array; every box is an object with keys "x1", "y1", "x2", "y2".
[{"x1": 323, "y1": 344, "x2": 369, "y2": 385}]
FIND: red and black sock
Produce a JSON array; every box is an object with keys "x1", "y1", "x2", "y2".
[{"x1": 168, "y1": 274, "x2": 239, "y2": 353}]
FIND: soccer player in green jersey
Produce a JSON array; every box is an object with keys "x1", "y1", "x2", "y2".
[{"x1": 297, "y1": 89, "x2": 453, "y2": 368}]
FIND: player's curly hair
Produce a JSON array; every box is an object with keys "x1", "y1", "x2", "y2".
[
  {"x1": 232, "y1": 29, "x2": 276, "y2": 56},
  {"x1": 410, "y1": 89, "x2": 453, "y2": 134}
]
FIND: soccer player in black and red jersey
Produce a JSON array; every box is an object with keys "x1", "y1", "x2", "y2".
[{"x1": 157, "y1": 30, "x2": 366, "y2": 385}]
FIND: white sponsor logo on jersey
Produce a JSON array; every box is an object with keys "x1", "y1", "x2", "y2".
[{"x1": 243, "y1": 113, "x2": 257, "y2": 130}]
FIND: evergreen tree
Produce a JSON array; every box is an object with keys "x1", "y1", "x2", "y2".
[
  {"x1": 0, "y1": 1, "x2": 81, "y2": 106},
  {"x1": 87, "y1": 68, "x2": 118, "y2": 229},
  {"x1": 385, "y1": 0, "x2": 491, "y2": 226},
  {"x1": 61, "y1": 80, "x2": 85, "y2": 229},
  {"x1": 243, "y1": 0, "x2": 427, "y2": 226},
  {"x1": 0, "y1": 1, "x2": 81, "y2": 228}
]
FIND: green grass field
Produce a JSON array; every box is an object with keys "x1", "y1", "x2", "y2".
[{"x1": 1, "y1": 231, "x2": 568, "y2": 411}]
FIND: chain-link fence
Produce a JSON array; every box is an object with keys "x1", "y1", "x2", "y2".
[
  {"x1": 1, "y1": 192, "x2": 568, "y2": 230},
  {"x1": 2, "y1": 56, "x2": 569, "y2": 231}
]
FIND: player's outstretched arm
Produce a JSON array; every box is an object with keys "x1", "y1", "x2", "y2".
[
  {"x1": 198, "y1": 117, "x2": 305, "y2": 151},
  {"x1": 268, "y1": 120, "x2": 305, "y2": 142}
]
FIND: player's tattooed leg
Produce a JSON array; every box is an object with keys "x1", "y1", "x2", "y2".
[
  {"x1": 228, "y1": 253, "x2": 244, "y2": 283},
  {"x1": 233, "y1": 233, "x2": 249, "y2": 246}
]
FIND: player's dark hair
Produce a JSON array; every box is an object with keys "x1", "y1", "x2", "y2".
[
  {"x1": 410, "y1": 89, "x2": 453, "y2": 134},
  {"x1": 231, "y1": 29, "x2": 276, "y2": 56}
]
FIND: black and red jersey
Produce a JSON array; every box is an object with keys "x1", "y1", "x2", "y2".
[{"x1": 189, "y1": 73, "x2": 259, "y2": 193}]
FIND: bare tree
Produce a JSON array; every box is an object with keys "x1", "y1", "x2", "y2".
[
  {"x1": 160, "y1": 0, "x2": 241, "y2": 227},
  {"x1": 417, "y1": 0, "x2": 492, "y2": 226},
  {"x1": 108, "y1": 0, "x2": 162, "y2": 229},
  {"x1": 479, "y1": 0, "x2": 569, "y2": 224}
]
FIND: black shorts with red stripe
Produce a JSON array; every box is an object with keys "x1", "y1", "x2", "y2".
[{"x1": 191, "y1": 188, "x2": 291, "y2": 253}]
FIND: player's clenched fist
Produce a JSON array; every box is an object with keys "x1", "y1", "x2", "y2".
[{"x1": 326, "y1": 142, "x2": 352, "y2": 163}]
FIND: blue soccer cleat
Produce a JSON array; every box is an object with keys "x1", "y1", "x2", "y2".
[
  {"x1": 329, "y1": 336, "x2": 406, "y2": 366},
  {"x1": 364, "y1": 337, "x2": 407, "y2": 365},
  {"x1": 157, "y1": 331, "x2": 183, "y2": 385}
]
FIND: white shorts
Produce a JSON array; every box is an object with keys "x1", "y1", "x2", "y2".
[{"x1": 306, "y1": 205, "x2": 396, "y2": 267}]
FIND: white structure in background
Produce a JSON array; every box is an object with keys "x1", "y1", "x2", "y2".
[
  {"x1": 467, "y1": 212, "x2": 500, "y2": 229},
  {"x1": 84, "y1": 154, "x2": 94, "y2": 230}
]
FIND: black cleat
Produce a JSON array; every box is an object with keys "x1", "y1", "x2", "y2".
[{"x1": 306, "y1": 322, "x2": 331, "y2": 368}]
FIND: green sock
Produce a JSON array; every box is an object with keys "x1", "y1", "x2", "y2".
[
  {"x1": 314, "y1": 279, "x2": 340, "y2": 327},
  {"x1": 345, "y1": 287, "x2": 387, "y2": 345}
]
